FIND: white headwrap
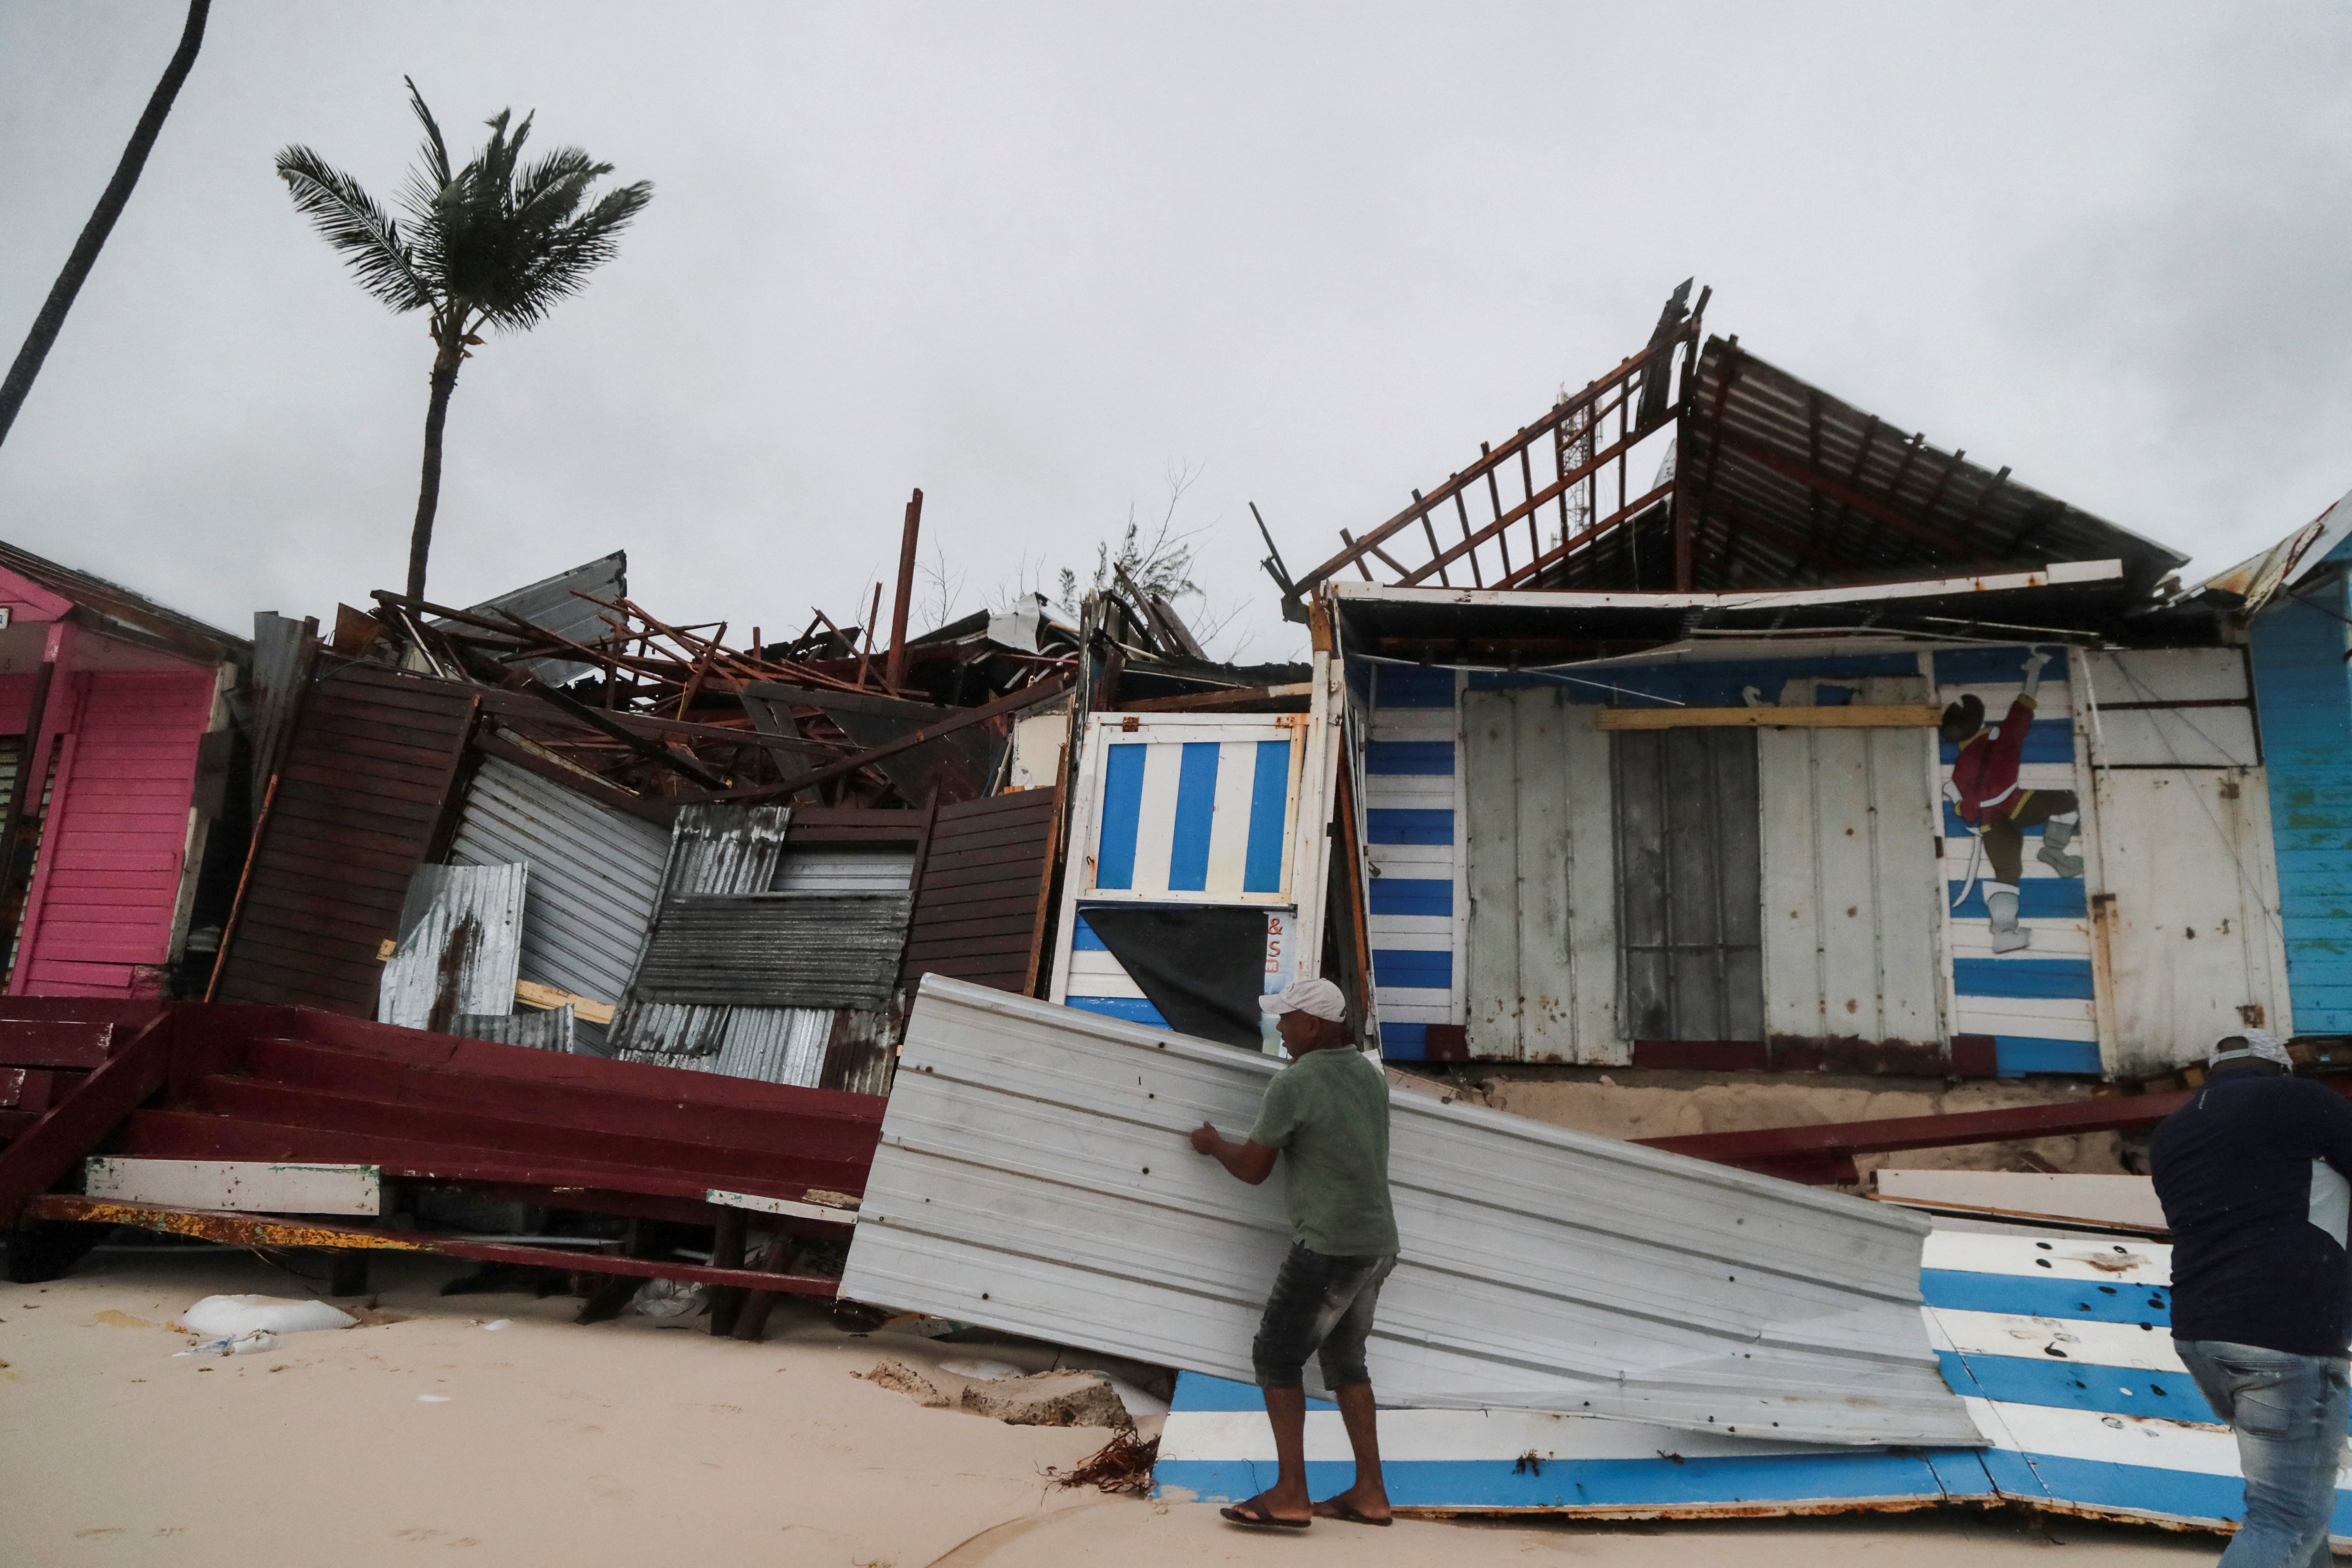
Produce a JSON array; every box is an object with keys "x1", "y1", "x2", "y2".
[{"x1": 2209, "y1": 1029, "x2": 2293, "y2": 1069}]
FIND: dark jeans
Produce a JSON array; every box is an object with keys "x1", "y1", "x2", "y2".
[
  {"x1": 2176, "y1": 1339, "x2": 2349, "y2": 1568},
  {"x1": 1251, "y1": 1243, "x2": 1396, "y2": 1390}
]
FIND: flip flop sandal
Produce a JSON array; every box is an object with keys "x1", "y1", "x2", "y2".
[
  {"x1": 1321, "y1": 1503, "x2": 1393, "y2": 1527},
  {"x1": 1219, "y1": 1502, "x2": 1312, "y2": 1529}
]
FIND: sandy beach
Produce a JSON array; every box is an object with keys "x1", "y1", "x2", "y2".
[{"x1": 0, "y1": 1243, "x2": 2225, "y2": 1568}]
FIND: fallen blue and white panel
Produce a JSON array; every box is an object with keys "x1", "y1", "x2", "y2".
[
  {"x1": 1159, "y1": 1229, "x2": 2352, "y2": 1539},
  {"x1": 1156, "y1": 1372, "x2": 1995, "y2": 1514}
]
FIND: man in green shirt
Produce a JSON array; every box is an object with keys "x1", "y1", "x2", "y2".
[{"x1": 1188, "y1": 976, "x2": 1399, "y2": 1529}]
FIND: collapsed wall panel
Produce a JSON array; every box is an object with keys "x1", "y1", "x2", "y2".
[
  {"x1": 841, "y1": 976, "x2": 1980, "y2": 1447},
  {"x1": 211, "y1": 664, "x2": 476, "y2": 1012},
  {"x1": 898, "y1": 787, "x2": 1059, "y2": 996}
]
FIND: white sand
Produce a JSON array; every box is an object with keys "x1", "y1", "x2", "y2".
[{"x1": 1, "y1": 1248, "x2": 2215, "y2": 1566}]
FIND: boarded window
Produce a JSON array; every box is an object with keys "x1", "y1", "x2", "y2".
[
  {"x1": 1612, "y1": 727, "x2": 1764, "y2": 1042},
  {"x1": 1461, "y1": 689, "x2": 1620, "y2": 1063}
]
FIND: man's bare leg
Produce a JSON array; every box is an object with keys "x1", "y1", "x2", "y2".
[
  {"x1": 1314, "y1": 1383, "x2": 1391, "y2": 1522},
  {"x1": 1238, "y1": 1384, "x2": 1314, "y2": 1522}
]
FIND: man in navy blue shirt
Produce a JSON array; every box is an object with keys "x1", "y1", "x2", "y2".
[{"x1": 2153, "y1": 1030, "x2": 2352, "y2": 1566}]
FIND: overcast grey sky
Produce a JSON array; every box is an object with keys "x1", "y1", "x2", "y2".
[{"x1": 3, "y1": 3, "x2": 2349, "y2": 662}]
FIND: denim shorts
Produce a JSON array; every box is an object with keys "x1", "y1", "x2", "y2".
[{"x1": 1251, "y1": 1243, "x2": 1398, "y2": 1391}]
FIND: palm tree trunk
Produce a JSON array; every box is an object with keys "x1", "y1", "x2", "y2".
[
  {"x1": 407, "y1": 342, "x2": 464, "y2": 601},
  {"x1": 0, "y1": 0, "x2": 209, "y2": 449}
]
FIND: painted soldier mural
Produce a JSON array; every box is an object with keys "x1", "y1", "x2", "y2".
[{"x1": 1941, "y1": 649, "x2": 2086, "y2": 954}]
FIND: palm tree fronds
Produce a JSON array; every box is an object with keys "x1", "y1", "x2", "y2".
[
  {"x1": 402, "y1": 77, "x2": 452, "y2": 191},
  {"x1": 274, "y1": 145, "x2": 432, "y2": 312},
  {"x1": 482, "y1": 178, "x2": 653, "y2": 331}
]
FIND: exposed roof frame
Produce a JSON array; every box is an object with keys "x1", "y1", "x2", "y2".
[{"x1": 1330, "y1": 557, "x2": 2122, "y2": 613}]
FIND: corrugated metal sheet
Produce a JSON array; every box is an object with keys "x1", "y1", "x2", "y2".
[
  {"x1": 450, "y1": 1005, "x2": 575, "y2": 1051},
  {"x1": 379, "y1": 864, "x2": 527, "y2": 1032},
  {"x1": 1614, "y1": 726, "x2": 1764, "y2": 1041},
  {"x1": 1757, "y1": 674, "x2": 1945, "y2": 1047},
  {"x1": 247, "y1": 612, "x2": 316, "y2": 806},
  {"x1": 1161, "y1": 1230, "x2": 2352, "y2": 1538},
  {"x1": 1462, "y1": 689, "x2": 1619, "y2": 1062},
  {"x1": 447, "y1": 755, "x2": 669, "y2": 1008},
  {"x1": 610, "y1": 803, "x2": 793, "y2": 1058},
  {"x1": 606, "y1": 803, "x2": 894, "y2": 1093},
  {"x1": 775, "y1": 847, "x2": 917, "y2": 891},
  {"x1": 1675, "y1": 339, "x2": 2187, "y2": 600},
  {"x1": 899, "y1": 788, "x2": 1059, "y2": 995},
  {"x1": 2190, "y1": 484, "x2": 2352, "y2": 612},
  {"x1": 841, "y1": 976, "x2": 1979, "y2": 1446},
  {"x1": 440, "y1": 552, "x2": 625, "y2": 685},
  {"x1": 631, "y1": 891, "x2": 912, "y2": 1007},
  {"x1": 2251, "y1": 563, "x2": 2352, "y2": 1032},
  {"x1": 212, "y1": 662, "x2": 478, "y2": 1012}
]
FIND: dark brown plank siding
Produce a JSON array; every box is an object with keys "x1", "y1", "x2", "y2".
[
  {"x1": 898, "y1": 787, "x2": 1060, "y2": 996},
  {"x1": 211, "y1": 662, "x2": 477, "y2": 1013}
]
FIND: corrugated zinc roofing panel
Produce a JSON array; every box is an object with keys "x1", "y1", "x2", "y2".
[
  {"x1": 632, "y1": 891, "x2": 913, "y2": 1008},
  {"x1": 447, "y1": 755, "x2": 670, "y2": 1007},
  {"x1": 378, "y1": 863, "x2": 528, "y2": 1032},
  {"x1": 840, "y1": 976, "x2": 1979, "y2": 1447}
]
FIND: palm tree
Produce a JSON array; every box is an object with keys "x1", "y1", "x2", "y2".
[
  {"x1": 276, "y1": 80, "x2": 651, "y2": 600},
  {"x1": 0, "y1": 0, "x2": 210, "y2": 449}
]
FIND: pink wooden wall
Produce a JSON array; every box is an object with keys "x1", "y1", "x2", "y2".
[{"x1": 11, "y1": 669, "x2": 216, "y2": 997}]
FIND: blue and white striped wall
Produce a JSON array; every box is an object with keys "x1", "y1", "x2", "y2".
[
  {"x1": 1061, "y1": 727, "x2": 1302, "y2": 1032},
  {"x1": 1156, "y1": 1229, "x2": 2352, "y2": 1537},
  {"x1": 1362, "y1": 666, "x2": 1464, "y2": 1061},
  {"x1": 1930, "y1": 649, "x2": 2100, "y2": 1076}
]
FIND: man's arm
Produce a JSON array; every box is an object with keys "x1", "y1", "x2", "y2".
[{"x1": 1191, "y1": 1122, "x2": 1278, "y2": 1185}]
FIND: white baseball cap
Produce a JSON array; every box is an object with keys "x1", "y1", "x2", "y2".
[{"x1": 1258, "y1": 977, "x2": 1347, "y2": 1023}]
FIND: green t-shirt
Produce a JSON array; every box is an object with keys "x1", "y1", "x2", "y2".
[{"x1": 1246, "y1": 1046, "x2": 1398, "y2": 1257}]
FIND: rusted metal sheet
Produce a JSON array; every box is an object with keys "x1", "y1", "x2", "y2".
[
  {"x1": 446, "y1": 755, "x2": 670, "y2": 1022},
  {"x1": 378, "y1": 864, "x2": 527, "y2": 1033},
  {"x1": 210, "y1": 662, "x2": 478, "y2": 1013},
  {"x1": 606, "y1": 805, "x2": 900, "y2": 1092},
  {"x1": 899, "y1": 788, "x2": 1060, "y2": 996},
  {"x1": 631, "y1": 892, "x2": 912, "y2": 1008},
  {"x1": 608, "y1": 804, "x2": 791, "y2": 1062},
  {"x1": 2189, "y1": 486, "x2": 2352, "y2": 612}
]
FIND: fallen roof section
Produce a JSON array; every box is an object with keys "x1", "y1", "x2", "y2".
[
  {"x1": 1160, "y1": 1230, "x2": 2304, "y2": 1540},
  {"x1": 840, "y1": 976, "x2": 1981, "y2": 1447}
]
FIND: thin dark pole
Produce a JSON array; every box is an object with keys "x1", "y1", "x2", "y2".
[
  {"x1": 884, "y1": 488, "x2": 924, "y2": 691},
  {"x1": 0, "y1": 0, "x2": 210, "y2": 447}
]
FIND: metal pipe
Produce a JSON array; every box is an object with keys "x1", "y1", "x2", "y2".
[{"x1": 885, "y1": 487, "x2": 923, "y2": 691}]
